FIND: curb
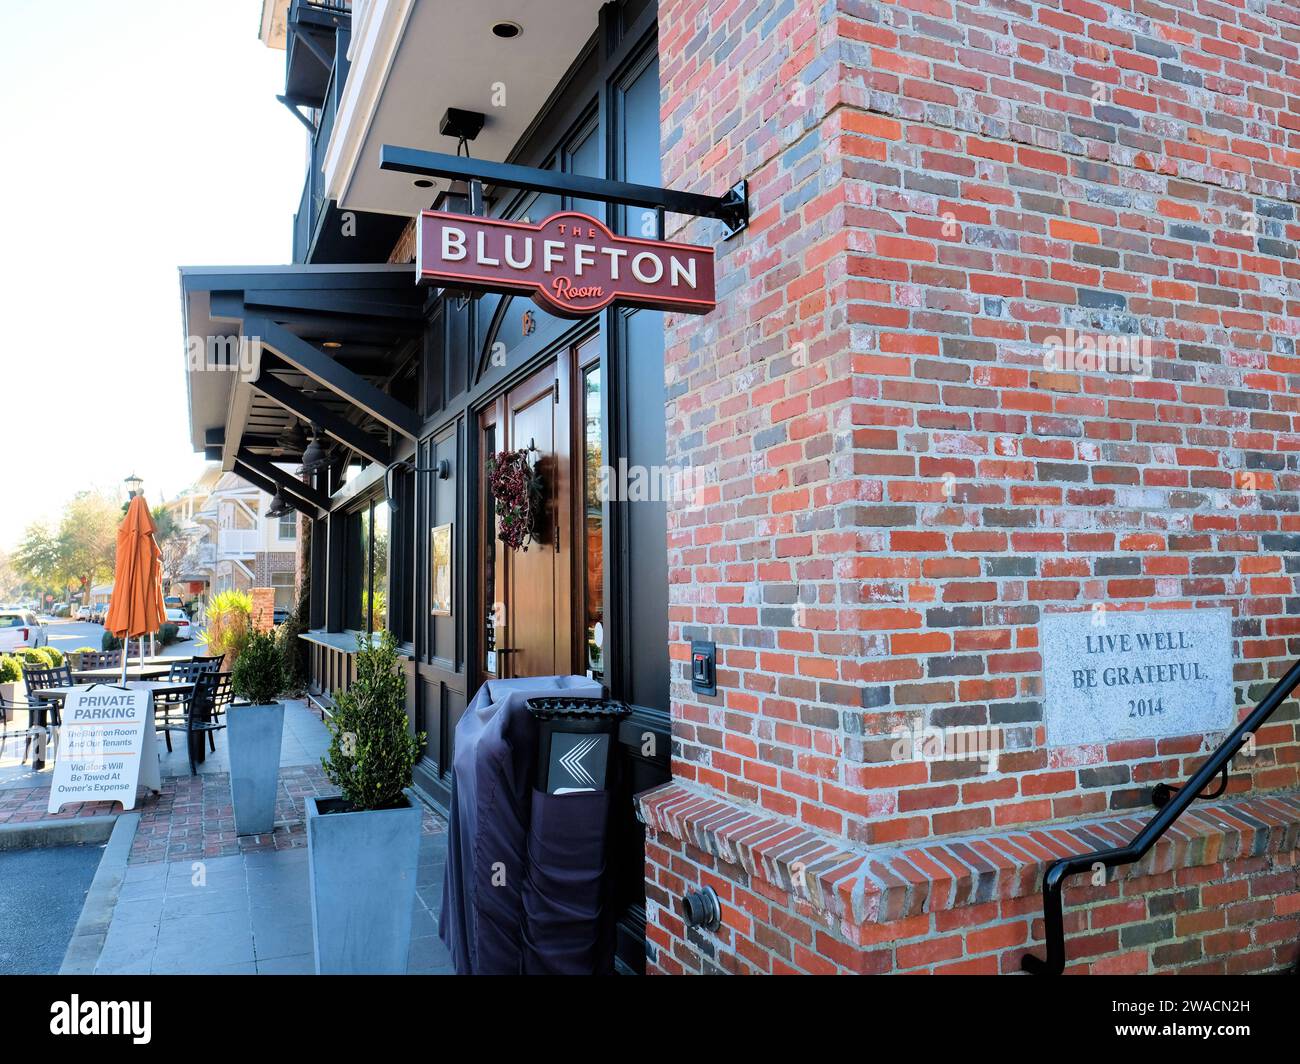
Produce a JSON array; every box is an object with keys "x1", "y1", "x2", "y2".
[
  {"x1": 0, "y1": 815, "x2": 120, "y2": 852},
  {"x1": 59, "y1": 812, "x2": 141, "y2": 975}
]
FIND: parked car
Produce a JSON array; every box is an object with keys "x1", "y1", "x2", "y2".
[
  {"x1": 76, "y1": 604, "x2": 93, "y2": 621},
  {"x1": 92, "y1": 603, "x2": 110, "y2": 625},
  {"x1": 164, "y1": 595, "x2": 184, "y2": 611},
  {"x1": 165, "y1": 608, "x2": 192, "y2": 640},
  {"x1": 0, "y1": 610, "x2": 49, "y2": 652}
]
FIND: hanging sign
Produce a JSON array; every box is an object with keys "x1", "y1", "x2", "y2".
[
  {"x1": 47, "y1": 685, "x2": 162, "y2": 813},
  {"x1": 416, "y1": 210, "x2": 716, "y2": 318}
]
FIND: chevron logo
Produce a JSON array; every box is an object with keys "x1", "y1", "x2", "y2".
[{"x1": 558, "y1": 735, "x2": 602, "y2": 788}]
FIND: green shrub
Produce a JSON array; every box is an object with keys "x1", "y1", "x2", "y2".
[
  {"x1": 15, "y1": 647, "x2": 55, "y2": 670},
  {"x1": 102, "y1": 631, "x2": 123, "y2": 651},
  {"x1": 71, "y1": 646, "x2": 98, "y2": 654},
  {"x1": 276, "y1": 596, "x2": 308, "y2": 692},
  {"x1": 0, "y1": 655, "x2": 21, "y2": 684},
  {"x1": 322, "y1": 630, "x2": 423, "y2": 812},
  {"x1": 231, "y1": 631, "x2": 286, "y2": 705},
  {"x1": 156, "y1": 623, "x2": 179, "y2": 646},
  {"x1": 42, "y1": 646, "x2": 64, "y2": 667}
]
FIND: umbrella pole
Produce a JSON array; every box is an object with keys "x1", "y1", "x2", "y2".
[{"x1": 120, "y1": 635, "x2": 127, "y2": 686}]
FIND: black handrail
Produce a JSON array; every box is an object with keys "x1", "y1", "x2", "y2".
[{"x1": 1022, "y1": 656, "x2": 1300, "y2": 975}]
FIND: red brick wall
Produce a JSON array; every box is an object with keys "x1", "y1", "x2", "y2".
[
  {"x1": 651, "y1": 0, "x2": 1300, "y2": 973},
  {"x1": 642, "y1": 784, "x2": 1300, "y2": 974}
]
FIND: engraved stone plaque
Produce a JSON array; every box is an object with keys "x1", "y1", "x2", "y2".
[{"x1": 1041, "y1": 608, "x2": 1234, "y2": 746}]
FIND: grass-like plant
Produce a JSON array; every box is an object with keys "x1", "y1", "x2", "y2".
[
  {"x1": 0, "y1": 655, "x2": 21, "y2": 684},
  {"x1": 322, "y1": 630, "x2": 423, "y2": 812}
]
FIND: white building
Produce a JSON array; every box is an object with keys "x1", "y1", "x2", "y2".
[{"x1": 172, "y1": 468, "x2": 300, "y2": 612}]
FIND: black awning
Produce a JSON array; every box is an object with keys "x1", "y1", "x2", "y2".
[{"x1": 180, "y1": 263, "x2": 426, "y2": 515}]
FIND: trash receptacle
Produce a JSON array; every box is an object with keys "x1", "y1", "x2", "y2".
[
  {"x1": 521, "y1": 695, "x2": 630, "y2": 974},
  {"x1": 529, "y1": 695, "x2": 630, "y2": 794}
]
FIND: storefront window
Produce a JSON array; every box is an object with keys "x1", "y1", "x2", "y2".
[
  {"x1": 583, "y1": 363, "x2": 604, "y2": 681},
  {"x1": 344, "y1": 508, "x2": 365, "y2": 631},
  {"x1": 371, "y1": 503, "x2": 388, "y2": 633},
  {"x1": 483, "y1": 423, "x2": 498, "y2": 673},
  {"x1": 345, "y1": 499, "x2": 390, "y2": 633}
]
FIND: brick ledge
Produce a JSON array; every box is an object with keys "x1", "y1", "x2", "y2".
[{"x1": 636, "y1": 782, "x2": 1300, "y2": 927}]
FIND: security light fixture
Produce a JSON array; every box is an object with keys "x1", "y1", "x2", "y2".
[{"x1": 439, "y1": 107, "x2": 485, "y2": 143}]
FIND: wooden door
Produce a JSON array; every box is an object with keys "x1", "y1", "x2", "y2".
[{"x1": 494, "y1": 354, "x2": 572, "y2": 679}]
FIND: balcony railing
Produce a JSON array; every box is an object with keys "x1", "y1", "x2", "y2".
[
  {"x1": 217, "y1": 529, "x2": 259, "y2": 557},
  {"x1": 291, "y1": 47, "x2": 343, "y2": 263}
]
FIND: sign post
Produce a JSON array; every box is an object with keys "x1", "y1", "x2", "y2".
[{"x1": 47, "y1": 685, "x2": 161, "y2": 814}]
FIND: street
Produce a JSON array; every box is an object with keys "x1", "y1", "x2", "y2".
[{"x1": 40, "y1": 617, "x2": 195, "y2": 661}]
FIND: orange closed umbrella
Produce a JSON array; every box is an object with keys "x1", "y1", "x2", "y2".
[{"x1": 106, "y1": 495, "x2": 167, "y2": 682}]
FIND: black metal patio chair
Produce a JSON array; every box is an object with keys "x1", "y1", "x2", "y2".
[
  {"x1": 0, "y1": 691, "x2": 33, "y2": 763},
  {"x1": 159, "y1": 670, "x2": 232, "y2": 775},
  {"x1": 21, "y1": 664, "x2": 72, "y2": 764},
  {"x1": 74, "y1": 649, "x2": 122, "y2": 670}
]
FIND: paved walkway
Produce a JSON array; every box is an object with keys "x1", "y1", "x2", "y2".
[{"x1": 0, "y1": 698, "x2": 453, "y2": 975}]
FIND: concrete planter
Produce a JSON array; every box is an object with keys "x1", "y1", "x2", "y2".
[
  {"x1": 227, "y1": 701, "x2": 284, "y2": 836},
  {"x1": 0, "y1": 681, "x2": 20, "y2": 706},
  {"x1": 305, "y1": 789, "x2": 422, "y2": 975}
]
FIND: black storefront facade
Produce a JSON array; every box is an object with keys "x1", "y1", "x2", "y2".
[{"x1": 184, "y1": 0, "x2": 678, "y2": 972}]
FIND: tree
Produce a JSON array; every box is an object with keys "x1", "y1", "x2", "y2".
[
  {"x1": 152, "y1": 505, "x2": 191, "y2": 594},
  {"x1": 0, "y1": 550, "x2": 22, "y2": 602},
  {"x1": 14, "y1": 524, "x2": 66, "y2": 594},
  {"x1": 58, "y1": 492, "x2": 119, "y2": 605}
]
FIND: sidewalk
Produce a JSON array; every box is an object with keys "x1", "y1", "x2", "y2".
[{"x1": 0, "y1": 699, "x2": 453, "y2": 975}]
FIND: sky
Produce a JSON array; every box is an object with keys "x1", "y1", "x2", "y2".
[{"x1": 0, "y1": 0, "x2": 303, "y2": 548}]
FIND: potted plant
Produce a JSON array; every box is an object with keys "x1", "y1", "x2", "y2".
[
  {"x1": 0, "y1": 655, "x2": 21, "y2": 704},
  {"x1": 308, "y1": 630, "x2": 425, "y2": 974},
  {"x1": 228, "y1": 631, "x2": 287, "y2": 836}
]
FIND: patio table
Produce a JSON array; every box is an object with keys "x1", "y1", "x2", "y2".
[{"x1": 71, "y1": 662, "x2": 181, "y2": 682}]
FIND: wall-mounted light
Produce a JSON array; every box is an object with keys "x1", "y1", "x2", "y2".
[
  {"x1": 124, "y1": 473, "x2": 143, "y2": 498},
  {"x1": 383, "y1": 457, "x2": 452, "y2": 512}
]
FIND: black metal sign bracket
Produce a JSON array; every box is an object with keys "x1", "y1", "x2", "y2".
[{"x1": 380, "y1": 144, "x2": 749, "y2": 239}]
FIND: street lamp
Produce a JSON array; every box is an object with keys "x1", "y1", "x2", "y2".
[{"x1": 124, "y1": 473, "x2": 143, "y2": 498}]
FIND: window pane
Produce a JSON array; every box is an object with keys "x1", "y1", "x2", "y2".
[
  {"x1": 583, "y1": 365, "x2": 604, "y2": 681},
  {"x1": 344, "y1": 509, "x2": 365, "y2": 631},
  {"x1": 271, "y1": 571, "x2": 295, "y2": 610},
  {"x1": 483, "y1": 424, "x2": 497, "y2": 672},
  {"x1": 371, "y1": 502, "x2": 388, "y2": 633}
]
